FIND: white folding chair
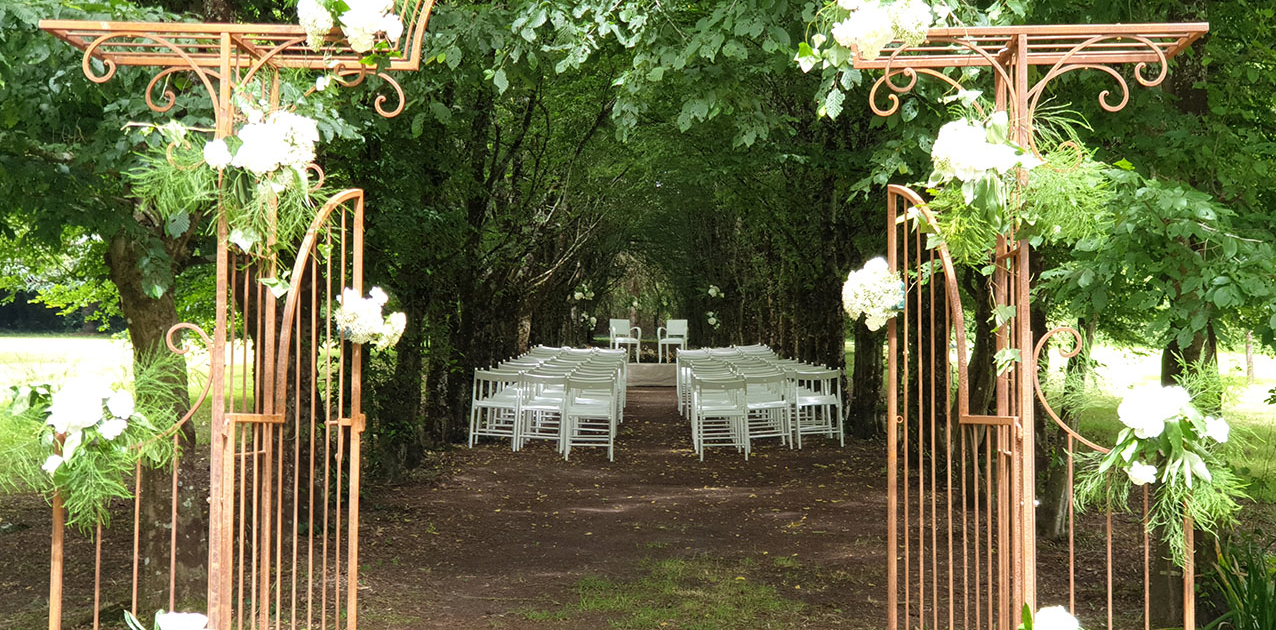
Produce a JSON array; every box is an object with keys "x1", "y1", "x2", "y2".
[
  {"x1": 468, "y1": 368, "x2": 522, "y2": 448},
  {"x1": 656, "y1": 319, "x2": 688, "y2": 363},
  {"x1": 564, "y1": 375, "x2": 619, "y2": 461},
  {"x1": 791, "y1": 367, "x2": 844, "y2": 448},
  {"x1": 742, "y1": 370, "x2": 792, "y2": 451},
  {"x1": 608, "y1": 318, "x2": 642, "y2": 363},
  {"x1": 691, "y1": 375, "x2": 747, "y2": 461},
  {"x1": 516, "y1": 373, "x2": 567, "y2": 452}
]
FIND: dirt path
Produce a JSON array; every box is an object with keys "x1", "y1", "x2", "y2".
[{"x1": 359, "y1": 387, "x2": 889, "y2": 629}]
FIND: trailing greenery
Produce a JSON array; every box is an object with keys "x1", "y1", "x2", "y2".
[{"x1": 0, "y1": 350, "x2": 188, "y2": 532}]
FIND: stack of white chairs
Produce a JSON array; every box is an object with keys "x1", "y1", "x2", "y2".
[
  {"x1": 467, "y1": 345, "x2": 627, "y2": 461},
  {"x1": 678, "y1": 344, "x2": 844, "y2": 459}
]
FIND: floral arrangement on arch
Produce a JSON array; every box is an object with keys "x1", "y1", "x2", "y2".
[
  {"x1": 1075, "y1": 383, "x2": 1244, "y2": 567},
  {"x1": 298, "y1": 0, "x2": 404, "y2": 57},
  {"x1": 0, "y1": 358, "x2": 185, "y2": 532},
  {"x1": 334, "y1": 286, "x2": 407, "y2": 351},
  {"x1": 841, "y1": 257, "x2": 905, "y2": 331}
]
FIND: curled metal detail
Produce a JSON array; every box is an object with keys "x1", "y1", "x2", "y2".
[
  {"x1": 81, "y1": 32, "x2": 222, "y2": 128},
  {"x1": 131, "y1": 322, "x2": 216, "y2": 450},
  {"x1": 870, "y1": 37, "x2": 1020, "y2": 118},
  {"x1": 306, "y1": 163, "x2": 327, "y2": 192},
  {"x1": 333, "y1": 67, "x2": 407, "y2": 118},
  {"x1": 1026, "y1": 34, "x2": 1168, "y2": 122},
  {"x1": 1032, "y1": 326, "x2": 1108, "y2": 453},
  {"x1": 870, "y1": 67, "x2": 987, "y2": 118}
]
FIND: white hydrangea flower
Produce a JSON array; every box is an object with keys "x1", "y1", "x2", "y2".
[
  {"x1": 708, "y1": 285, "x2": 721, "y2": 298},
  {"x1": 339, "y1": 0, "x2": 395, "y2": 53},
  {"x1": 1204, "y1": 415, "x2": 1230, "y2": 443},
  {"x1": 298, "y1": 0, "x2": 335, "y2": 51},
  {"x1": 376, "y1": 311, "x2": 407, "y2": 350},
  {"x1": 47, "y1": 379, "x2": 110, "y2": 434},
  {"x1": 107, "y1": 389, "x2": 135, "y2": 419},
  {"x1": 1118, "y1": 385, "x2": 1191, "y2": 440},
  {"x1": 315, "y1": 75, "x2": 332, "y2": 91},
  {"x1": 155, "y1": 611, "x2": 210, "y2": 630},
  {"x1": 203, "y1": 138, "x2": 232, "y2": 170},
  {"x1": 888, "y1": 0, "x2": 934, "y2": 47},
  {"x1": 573, "y1": 291, "x2": 585, "y2": 301},
  {"x1": 836, "y1": 0, "x2": 864, "y2": 9},
  {"x1": 931, "y1": 119, "x2": 992, "y2": 181},
  {"x1": 1033, "y1": 606, "x2": 1081, "y2": 630},
  {"x1": 98, "y1": 417, "x2": 129, "y2": 441},
  {"x1": 1126, "y1": 460, "x2": 1158, "y2": 486},
  {"x1": 43, "y1": 454, "x2": 64, "y2": 476},
  {"x1": 369, "y1": 286, "x2": 389, "y2": 306},
  {"x1": 842, "y1": 257, "x2": 904, "y2": 331},
  {"x1": 232, "y1": 121, "x2": 287, "y2": 175},
  {"x1": 832, "y1": 1, "x2": 894, "y2": 60}
]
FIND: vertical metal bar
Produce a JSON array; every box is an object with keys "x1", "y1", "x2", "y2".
[
  {"x1": 1013, "y1": 34, "x2": 1036, "y2": 617},
  {"x1": 347, "y1": 195, "x2": 365, "y2": 629},
  {"x1": 238, "y1": 425, "x2": 247, "y2": 630},
  {"x1": 902, "y1": 192, "x2": 911, "y2": 628},
  {"x1": 292, "y1": 270, "x2": 303, "y2": 630},
  {"x1": 929, "y1": 249, "x2": 938, "y2": 630},
  {"x1": 1068, "y1": 436, "x2": 1075, "y2": 614},
  {"x1": 886, "y1": 190, "x2": 899, "y2": 630},
  {"x1": 94, "y1": 523, "x2": 102, "y2": 630},
  {"x1": 1106, "y1": 482, "x2": 1113, "y2": 630},
  {"x1": 943, "y1": 253, "x2": 954, "y2": 630},
  {"x1": 251, "y1": 424, "x2": 260, "y2": 627},
  {"x1": 916, "y1": 218, "x2": 926, "y2": 627},
  {"x1": 49, "y1": 490, "x2": 65, "y2": 630},
  {"x1": 210, "y1": 30, "x2": 234, "y2": 630},
  {"x1": 1184, "y1": 513, "x2": 1195, "y2": 630},
  {"x1": 1148, "y1": 484, "x2": 1158, "y2": 627},
  {"x1": 132, "y1": 462, "x2": 142, "y2": 615},
  {"x1": 170, "y1": 438, "x2": 180, "y2": 612}
]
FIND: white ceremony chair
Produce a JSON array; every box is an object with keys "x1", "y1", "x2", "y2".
[
  {"x1": 516, "y1": 373, "x2": 567, "y2": 453},
  {"x1": 742, "y1": 370, "x2": 792, "y2": 452},
  {"x1": 691, "y1": 375, "x2": 747, "y2": 461},
  {"x1": 791, "y1": 367, "x2": 844, "y2": 448},
  {"x1": 564, "y1": 375, "x2": 620, "y2": 461},
  {"x1": 468, "y1": 368, "x2": 522, "y2": 448},
  {"x1": 656, "y1": 319, "x2": 688, "y2": 363},
  {"x1": 609, "y1": 318, "x2": 642, "y2": 363}
]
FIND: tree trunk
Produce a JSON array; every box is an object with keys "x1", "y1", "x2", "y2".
[
  {"x1": 847, "y1": 324, "x2": 884, "y2": 438},
  {"x1": 105, "y1": 233, "x2": 206, "y2": 612},
  {"x1": 1246, "y1": 330, "x2": 1255, "y2": 383}
]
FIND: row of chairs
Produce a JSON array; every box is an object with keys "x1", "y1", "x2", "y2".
[
  {"x1": 677, "y1": 345, "x2": 843, "y2": 460},
  {"x1": 468, "y1": 346, "x2": 628, "y2": 460}
]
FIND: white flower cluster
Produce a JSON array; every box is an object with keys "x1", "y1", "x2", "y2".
[
  {"x1": 1032, "y1": 606, "x2": 1080, "y2": 630},
  {"x1": 572, "y1": 284, "x2": 596, "y2": 302},
  {"x1": 204, "y1": 106, "x2": 320, "y2": 179},
  {"x1": 42, "y1": 378, "x2": 138, "y2": 476},
  {"x1": 578, "y1": 311, "x2": 598, "y2": 328},
  {"x1": 706, "y1": 311, "x2": 720, "y2": 329},
  {"x1": 299, "y1": 0, "x2": 403, "y2": 54},
  {"x1": 156, "y1": 611, "x2": 209, "y2": 630},
  {"x1": 1116, "y1": 384, "x2": 1230, "y2": 487},
  {"x1": 334, "y1": 287, "x2": 406, "y2": 351},
  {"x1": 930, "y1": 112, "x2": 1042, "y2": 185},
  {"x1": 830, "y1": 0, "x2": 934, "y2": 61},
  {"x1": 841, "y1": 257, "x2": 905, "y2": 331},
  {"x1": 707, "y1": 284, "x2": 722, "y2": 298}
]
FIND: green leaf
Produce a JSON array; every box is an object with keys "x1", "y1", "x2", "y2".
[
  {"x1": 164, "y1": 211, "x2": 190, "y2": 238},
  {"x1": 646, "y1": 66, "x2": 665, "y2": 82},
  {"x1": 492, "y1": 69, "x2": 509, "y2": 94},
  {"x1": 1078, "y1": 268, "x2": 1095, "y2": 288}
]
